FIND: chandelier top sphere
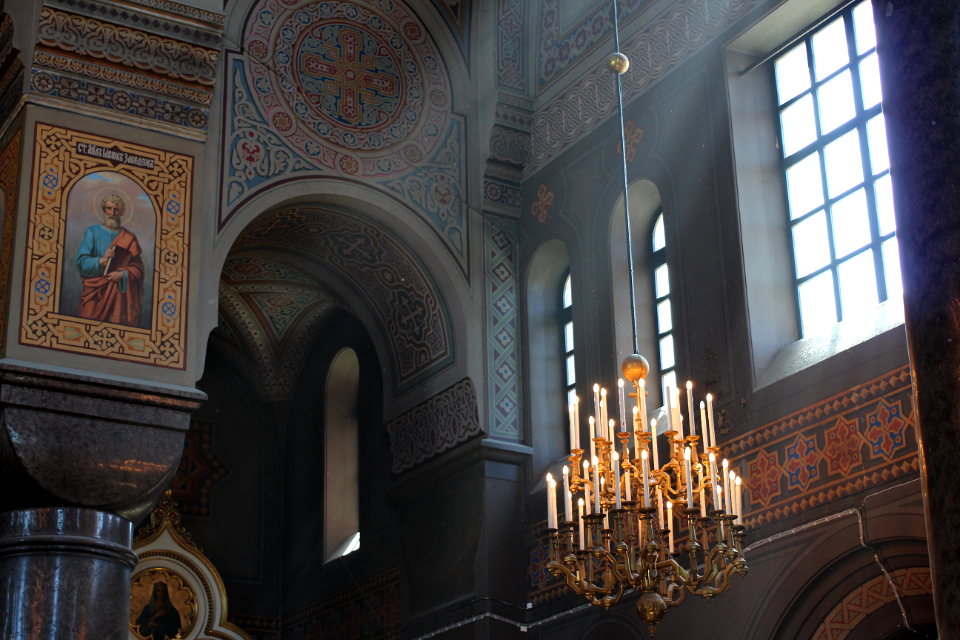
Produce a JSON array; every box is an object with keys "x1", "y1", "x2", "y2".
[
  {"x1": 621, "y1": 353, "x2": 649, "y2": 382},
  {"x1": 637, "y1": 592, "x2": 668, "y2": 635},
  {"x1": 605, "y1": 52, "x2": 630, "y2": 75}
]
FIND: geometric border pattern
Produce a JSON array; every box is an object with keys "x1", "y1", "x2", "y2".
[
  {"x1": 0, "y1": 128, "x2": 21, "y2": 351},
  {"x1": 231, "y1": 205, "x2": 454, "y2": 394},
  {"x1": 722, "y1": 367, "x2": 919, "y2": 530},
  {"x1": 529, "y1": 0, "x2": 765, "y2": 174},
  {"x1": 812, "y1": 567, "x2": 933, "y2": 640},
  {"x1": 484, "y1": 214, "x2": 521, "y2": 439},
  {"x1": 537, "y1": 0, "x2": 647, "y2": 88},
  {"x1": 20, "y1": 123, "x2": 193, "y2": 369}
]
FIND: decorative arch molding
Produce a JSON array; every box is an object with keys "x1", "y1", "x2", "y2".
[
  {"x1": 217, "y1": 0, "x2": 469, "y2": 275},
  {"x1": 230, "y1": 204, "x2": 456, "y2": 395},
  {"x1": 811, "y1": 567, "x2": 933, "y2": 640}
]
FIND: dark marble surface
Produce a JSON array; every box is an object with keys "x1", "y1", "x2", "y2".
[
  {"x1": 0, "y1": 366, "x2": 203, "y2": 524},
  {"x1": 0, "y1": 508, "x2": 136, "y2": 640},
  {"x1": 875, "y1": 0, "x2": 960, "y2": 635}
]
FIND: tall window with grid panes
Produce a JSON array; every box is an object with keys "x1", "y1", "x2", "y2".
[
  {"x1": 562, "y1": 274, "x2": 576, "y2": 411},
  {"x1": 652, "y1": 213, "x2": 676, "y2": 399},
  {"x1": 775, "y1": 1, "x2": 900, "y2": 337}
]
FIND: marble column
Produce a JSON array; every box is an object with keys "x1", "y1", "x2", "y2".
[
  {"x1": 0, "y1": 508, "x2": 137, "y2": 640},
  {"x1": 874, "y1": 1, "x2": 960, "y2": 635},
  {"x1": 0, "y1": 363, "x2": 204, "y2": 638}
]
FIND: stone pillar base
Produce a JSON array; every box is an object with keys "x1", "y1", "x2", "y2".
[{"x1": 0, "y1": 508, "x2": 137, "y2": 640}]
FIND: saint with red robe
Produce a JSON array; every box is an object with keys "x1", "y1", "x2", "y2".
[{"x1": 75, "y1": 194, "x2": 145, "y2": 327}]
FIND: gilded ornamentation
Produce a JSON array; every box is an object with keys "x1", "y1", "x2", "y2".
[
  {"x1": 130, "y1": 567, "x2": 199, "y2": 640},
  {"x1": 20, "y1": 124, "x2": 193, "y2": 368},
  {"x1": 0, "y1": 129, "x2": 21, "y2": 351},
  {"x1": 385, "y1": 377, "x2": 480, "y2": 473},
  {"x1": 136, "y1": 489, "x2": 199, "y2": 550}
]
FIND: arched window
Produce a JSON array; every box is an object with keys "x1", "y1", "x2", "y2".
[
  {"x1": 773, "y1": 0, "x2": 899, "y2": 337},
  {"x1": 651, "y1": 213, "x2": 676, "y2": 398},
  {"x1": 324, "y1": 347, "x2": 360, "y2": 562},
  {"x1": 561, "y1": 274, "x2": 576, "y2": 408}
]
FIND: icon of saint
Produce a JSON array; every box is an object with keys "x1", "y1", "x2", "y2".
[
  {"x1": 75, "y1": 194, "x2": 145, "y2": 326},
  {"x1": 134, "y1": 581, "x2": 183, "y2": 640}
]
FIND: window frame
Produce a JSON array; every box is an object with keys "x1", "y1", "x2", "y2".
[
  {"x1": 650, "y1": 210, "x2": 676, "y2": 399},
  {"x1": 561, "y1": 272, "x2": 575, "y2": 413},
  {"x1": 773, "y1": 1, "x2": 894, "y2": 337}
]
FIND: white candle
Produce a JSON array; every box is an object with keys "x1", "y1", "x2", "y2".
[
  {"x1": 722, "y1": 459, "x2": 731, "y2": 513},
  {"x1": 684, "y1": 447, "x2": 694, "y2": 506},
  {"x1": 546, "y1": 473, "x2": 555, "y2": 528},
  {"x1": 625, "y1": 465, "x2": 632, "y2": 501},
  {"x1": 583, "y1": 460, "x2": 591, "y2": 515},
  {"x1": 569, "y1": 403, "x2": 577, "y2": 451},
  {"x1": 667, "y1": 501, "x2": 674, "y2": 554},
  {"x1": 573, "y1": 396, "x2": 581, "y2": 450},
  {"x1": 593, "y1": 456, "x2": 601, "y2": 514},
  {"x1": 632, "y1": 406, "x2": 640, "y2": 455},
  {"x1": 651, "y1": 419, "x2": 660, "y2": 470},
  {"x1": 600, "y1": 389, "x2": 608, "y2": 437},
  {"x1": 563, "y1": 466, "x2": 572, "y2": 521},
  {"x1": 613, "y1": 451, "x2": 622, "y2": 509},
  {"x1": 609, "y1": 418, "x2": 615, "y2": 443},
  {"x1": 550, "y1": 479, "x2": 558, "y2": 528},
  {"x1": 641, "y1": 450, "x2": 650, "y2": 508},
  {"x1": 588, "y1": 417, "x2": 596, "y2": 461},
  {"x1": 707, "y1": 393, "x2": 716, "y2": 450},
  {"x1": 578, "y1": 499, "x2": 585, "y2": 549},
  {"x1": 593, "y1": 384, "x2": 601, "y2": 425},
  {"x1": 618, "y1": 379, "x2": 626, "y2": 433},
  {"x1": 700, "y1": 401, "x2": 708, "y2": 448},
  {"x1": 708, "y1": 453, "x2": 719, "y2": 510},
  {"x1": 656, "y1": 487, "x2": 664, "y2": 524},
  {"x1": 700, "y1": 487, "x2": 706, "y2": 518},
  {"x1": 686, "y1": 381, "x2": 697, "y2": 437},
  {"x1": 728, "y1": 470, "x2": 736, "y2": 516},
  {"x1": 734, "y1": 476, "x2": 743, "y2": 524}
]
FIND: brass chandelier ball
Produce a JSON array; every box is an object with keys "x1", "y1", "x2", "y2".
[
  {"x1": 621, "y1": 353, "x2": 649, "y2": 382},
  {"x1": 605, "y1": 52, "x2": 630, "y2": 75}
]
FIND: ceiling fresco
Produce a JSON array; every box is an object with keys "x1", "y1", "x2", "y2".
[
  {"x1": 229, "y1": 205, "x2": 455, "y2": 395},
  {"x1": 219, "y1": 0, "x2": 467, "y2": 275},
  {"x1": 211, "y1": 257, "x2": 343, "y2": 401}
]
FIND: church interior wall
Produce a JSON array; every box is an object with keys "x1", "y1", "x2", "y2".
[{"x1": 0, "y1": 0, "x2": 949, "y2": 637}]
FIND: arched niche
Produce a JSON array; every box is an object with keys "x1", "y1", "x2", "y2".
[
  {"x1": 324, "y1": 347, "x2": 360, "y2": 563},
  {"x1": 609, "y1": 179, "x2": 664, "y2": 407},
  {"x1": 525, "y1": 238, "x2": 571, "y2": 482}
]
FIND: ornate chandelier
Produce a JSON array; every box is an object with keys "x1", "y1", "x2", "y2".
[
  {"x1": 544, "y1": 356, "x2": 748, "y2": 635},
  {"x1": 538, "y1": 1, "x2": 750, "y2": 633}
]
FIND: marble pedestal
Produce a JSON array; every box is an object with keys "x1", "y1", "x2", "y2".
[{"x1": 0, "y1": 508, "x2": 137, "y2": 640}]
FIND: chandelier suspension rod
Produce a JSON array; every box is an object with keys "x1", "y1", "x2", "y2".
[{"x1": 611, "y1": 0, "x2": 639, "y2": 355}]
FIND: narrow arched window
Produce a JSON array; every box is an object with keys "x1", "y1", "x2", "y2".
[
  {"x1": 324, "y1": 347, "x2": 360, "y2": 563},
  {"x1": 651, "y1": 213, "x2": 676, "y2": 398},
  {"x1": 561, "y1": 274, "x2": 576, "y2": 409}
]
